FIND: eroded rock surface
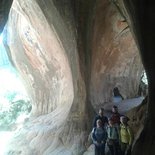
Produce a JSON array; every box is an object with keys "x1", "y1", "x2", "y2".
[
  {"x1": 6, "y1": 0, "x2": 86, "y2": 154},
  {"x1": 127, "y1": 97, "x2": 147, "y2": 146},
  {"x1": 90, "y1": 0, "x2": 143, "y2": 110}
]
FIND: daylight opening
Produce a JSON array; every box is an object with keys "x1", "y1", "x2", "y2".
[
  {"x1": 138, "y1": 70, "x2": 148, "y2": 97},
  {"x1": 0, "y1": 32, "x2": 32, "y2": 154},
  {"x1": 0, "y1": 33, "x2": 32, "y2": 131}
]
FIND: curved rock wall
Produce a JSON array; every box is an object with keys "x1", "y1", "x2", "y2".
[
  {"x1": 90, "y1": 0, "x2": 143, "y2": 110},
  {"x1": 8, "y1": 0, "x2": 76, "y2": 116},
  {"x1": 6, "y1": 0, "x2": 86, "y2": 154},
  {"x1": 2, "y1": 0, "x2": 143, "y2": 154},
  {"x1": 121, "y1": 1, "x2": 155, "y2": 154}
]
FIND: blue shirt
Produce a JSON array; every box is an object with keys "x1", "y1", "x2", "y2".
[{"x1": 91, "y1": 127, "x2": 107, "y2": 143}]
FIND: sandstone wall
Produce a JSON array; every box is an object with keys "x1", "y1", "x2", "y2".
[
  {"x1": 6, "y1": 0, "x2": 86, "y2": 154},
  {"x1": 90, "y1": 0, "x2": 143, "y2": 110}
]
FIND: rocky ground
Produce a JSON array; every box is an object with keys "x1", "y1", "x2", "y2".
[
  {"x1": 0, "y1": 97, "x2": 144, "y2": 155},
  {"x1": 104, "y1": 96, "x2": 144, "y2": 115}
]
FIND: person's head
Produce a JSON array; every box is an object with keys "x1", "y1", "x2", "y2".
[
  {"x1": 112, "y1": 105, "x2": 118, "y2": 113},
  {"x1": 98, "y1": 108, "x2": 104, "y2": 116},
  {"x1": 120, "y1": 116, "x2": 128, "y2": 125},
  {"x1": 96, "y1": 119, "x2": 103, "y2": 127},
  {"x1": 108, "y1": 118, "x2": 114, "y2": 126}
]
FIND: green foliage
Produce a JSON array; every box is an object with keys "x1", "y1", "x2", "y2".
[
  {"x1": 0, "y1": 99, "x2": 32, "y2": 131},
  {"x1": 0, "y1": 67, "x2": 31, "y2": 131}
]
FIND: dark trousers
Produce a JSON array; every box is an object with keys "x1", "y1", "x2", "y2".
[
  {"x1": 108, "y1": 140, "x2": 120, "y2": 155},
  {"x1": 95, "y1": 143, "x2": 105, "y2": 155},
  {"x1": 120, "y1": 142, "x2": 131, "y2": 155}
]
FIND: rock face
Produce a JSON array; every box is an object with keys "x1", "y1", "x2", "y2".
[
  {"x1": 90, "y1": 0, "x2": 143, "y2": 110},
  {"x1": 0, "y1": 0, "x2": 144, "y2": 155},
  {"x1": 6, "y1": 0, "x2": 87, "y2": 154},
  {"x1": 122, "y1": 1, "x2": 155, "y2": 155},
  {"x1": 126, "y1": 97, "x2": 147, "y2": 145}
]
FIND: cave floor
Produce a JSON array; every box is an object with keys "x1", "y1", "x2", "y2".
[{"x1": 104, "y1": 96, "x2": 144, "y2": 116}]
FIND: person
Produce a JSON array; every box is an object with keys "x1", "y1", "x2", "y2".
[
  {"x1": 106, "y1": 118, "x2": 120, "y2": 155},
  {"x1": 119, "y1": 116, "x2": 133, "y2": 155},
  {"x1": 91, "y1": 119, "x2": 107, "y2": 155},
  {"x1": 113, "y1": 87, "x2": 124, "y2": 101},
  {"x1": 93, "y1": 108, "x2": 108, "y2": 128},
  {"x1": 110, "y1": 105, "x2": 121, "y2": 126}
]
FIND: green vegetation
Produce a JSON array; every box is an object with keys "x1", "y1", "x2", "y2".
[
  {"x1": 0, "y1": 98, "x2": 31, "y2": 131},
  {"x1": 0, "y1": 67, "x2": 31, "y2": 131},
  {"x1": 0, "y1": 35, "x2": 31, "y2": 131}
]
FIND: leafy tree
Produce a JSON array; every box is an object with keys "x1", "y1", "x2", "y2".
[{"x1": 0, "y1": 99, "x2": 31, "y2": 131}]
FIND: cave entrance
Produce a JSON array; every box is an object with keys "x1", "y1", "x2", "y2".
[
  {"x1": 0, "y1": 34, "x2": 32, "y2": 132},
  {"x1": 0, "y1": 33, "x2": 32, "y2": 154},
  {"x1": 138, "y1": 70, "x2": 148, "y2": 97}
]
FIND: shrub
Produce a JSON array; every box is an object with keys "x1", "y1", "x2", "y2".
[{"x1": 0, "y1": 99, "x2": 31, "y2": 131}]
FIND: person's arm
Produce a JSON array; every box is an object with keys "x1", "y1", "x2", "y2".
[
  {"x1": 127, "y1": 126, "x2": 133, "y2": 145},
  {"x1": 91, "y1": 128, "x2": 97, "y2": 143},
  {"x1": 105, "y1": 128, "x2": 108, "y2": 142},
  {"x1": 101, "y1": 128, "x2": 108, "y2": 144},
  {"x1": 115, "y1": 125, "x2": 120, "y2": 140},
  {"x1": 105, "y1": 116, "x2": 109, "y2": 125},
  {"x1": 120, "y1": 94, "x2": 124, "y2": 100},
  {"x1": 93, "y1": 116, "x2": 97, "y2": 127},
  {"x1": 118, "y1": 125, "x2": 121, "y2": 145}
]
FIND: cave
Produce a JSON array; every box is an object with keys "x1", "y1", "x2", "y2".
[{"x1": 0, "y1": 0, "x2": 154, "y2": 155}]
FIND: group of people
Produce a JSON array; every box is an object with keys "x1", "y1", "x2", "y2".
[{"x1": 91, "y1": 106, "x2": 133, "y2": 155}]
